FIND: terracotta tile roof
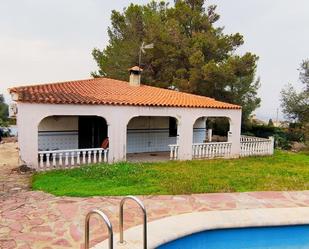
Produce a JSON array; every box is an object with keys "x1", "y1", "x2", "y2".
[{"x1": 9, "y1": 78, "x2": 241, "y2": 109}]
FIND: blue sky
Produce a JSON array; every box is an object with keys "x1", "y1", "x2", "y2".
[{"x1": 0, "y1": 0, "x2": 308, "y2": 120}]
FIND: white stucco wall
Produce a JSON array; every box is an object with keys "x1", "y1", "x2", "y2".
[
  {"x1": 15, "y1": 102, "x2": 241, "y2": 168},
  {"x1": 193, "y1": 117, "x2": 207, "y2": 143},
  {"x1": 128, "y1": 116, "x2": 168, "y2": 129},
  {"x1": 38, "y1": 116, "x2": 78, "y2": 131},
  {"x1": 38, "y1": 116, "x2": 78, "y2": 151}
]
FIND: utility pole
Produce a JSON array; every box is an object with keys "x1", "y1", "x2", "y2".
[{"x1": 276, "y1": 108, "x2": 279, "y2": 123}]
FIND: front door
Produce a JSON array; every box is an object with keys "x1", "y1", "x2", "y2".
[{"x1": 78, "y1": 116, "x2": 107, "y2": 149}]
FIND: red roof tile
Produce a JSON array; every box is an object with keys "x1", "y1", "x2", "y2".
[{"x1": 9, "y1": 78, "x2": 241, "y2": 109}]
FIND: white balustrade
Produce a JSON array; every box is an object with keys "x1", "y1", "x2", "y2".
[
  {"x1": 192, "y1": 142, "x2": 232, "y2": 159},
  {"x1": 168, "y1": 136, "x2": 274, "y2": 161},
  {"x1": 168, "y1": 144, "x2": 179, "y2": 160},
  {"x1": 87, "y1": 151, "x2": 92, "y2": 164},
  {"x1": 240, "y1": 135, "x2": 270, "y2": 142},
  {"x1": 240, "y1": 136, "x2": 274, "y2": 157},
  {"x1": 38, "y1": 148, "x2": 109, "y2": 171}
]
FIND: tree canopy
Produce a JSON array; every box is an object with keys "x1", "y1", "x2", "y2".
[
  {"x1": 92, "y1": 0, "x2": 260, "y2": 121},
  {"x1": 281, "y1": 60, "x2": 309, "y2": 124},
  {"x1": 268, "y1": 118, "x2": 274, "y2": 127},
  {"x1": 0, "y1": 94, "x2": 9, "y2": 127},
  {"x1": 281, "y1": 60, "x2": 309, "y2": 143}
]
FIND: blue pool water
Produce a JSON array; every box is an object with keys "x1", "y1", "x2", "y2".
[{"x1": 157, "y1": 225, "x2": 309, "y2": 249}]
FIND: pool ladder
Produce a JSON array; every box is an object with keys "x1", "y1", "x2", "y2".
[
  {"x1": 85, "y1": 209, "x2": 113, "y2": 249},
  {"x1": 85, "y1": 195, "x2": 147, "y2": 249}
]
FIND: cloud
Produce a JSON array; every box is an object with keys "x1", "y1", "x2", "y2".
[
  {"x1": 0, "y1": 36, "x2": 96, "y2": 102},
  {"x1": 209, "y1": 0, "x2": 309, "y2": 120}
]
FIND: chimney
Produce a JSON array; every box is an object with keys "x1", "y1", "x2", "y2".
[{"x1": 128, "y1": 66, "x2": 143, "y2": 86}]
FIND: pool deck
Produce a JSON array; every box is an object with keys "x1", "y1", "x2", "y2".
[{"x1": 2, "y1": 191, "x2": 309, "y2": 249}]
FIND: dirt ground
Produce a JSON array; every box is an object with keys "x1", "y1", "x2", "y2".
[{"x1": 0, "y1": 141, "x2": 31, "y2": 197}]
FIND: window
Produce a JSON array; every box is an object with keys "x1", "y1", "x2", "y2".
[{"x1": 169, "y1": 117, "x2": 177, "y2": 137}]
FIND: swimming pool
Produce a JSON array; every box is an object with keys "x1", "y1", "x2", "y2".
[{"x1": 157, "y1": 225, "x2": 309, "y2": 249}]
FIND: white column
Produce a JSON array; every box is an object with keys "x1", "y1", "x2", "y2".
[
  {"x1": 227, "y1": 131, "x2": 232, "y2": 142},
  {"x1": 207, "y1": 129, "x2": 212, "y2": 142},
  {"x1": 229, "y1": 111, "x2": 242, "y2": 158},
  {"x1": 269, "y1": 136, "x2": 275, "y2": 155},
  {"x1": 17, "y1": 104, "x2": 41, "y2": 169},
  {"x1": 107, "y1": 118, "x2": 128, "y2": 163},
  {"x1": 204, "y1": 117, "x2": 207, "y2": 143},
  {"x1": 107, "y1": 123, "x2": 115, "y2": 163},
  {"x1": 177, "y1": 115, "x2": 195, "y2": 160}
]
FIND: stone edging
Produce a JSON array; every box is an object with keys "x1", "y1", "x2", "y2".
[{"x1": 93, "y1": 207, "x2": 309, "y2": 249}]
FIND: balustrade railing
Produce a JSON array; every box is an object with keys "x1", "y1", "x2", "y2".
[
  {"x1": 192, "y1": 142, "x2": 232, "y2": 159},
  {"x1": 169, "y1": 136, "x2": 274, "y2": 160},
  {"x1": 240, "y1": 135, "x2": 270, "y2": 142},
  {"x1": 38, "y1": 148, "x2": 108, "y2": 171},
  {"x1": 168, "y1": 144, "x2": 179, "y2": 160},
  {"x1": 240, "y1": 136, "x2": 274, "y2": 157}
]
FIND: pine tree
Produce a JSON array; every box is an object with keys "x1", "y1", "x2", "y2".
[{"x1": 92, "y1": 0, "x2": 260, "y2": 121}]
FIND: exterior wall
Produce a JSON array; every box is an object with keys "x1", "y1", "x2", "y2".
[
  {"x1": 15, "y1": 102, "x2": 242, "y2": 168},
  {"x1": 193, "y1": 117, "x2": 207, "y2": 143},
  {"x1": 38, "y1": 116, "x2": 78, "y2": 151},
  {"x1": 127, "y1": 116, "x2": 177, "y2": 153}
]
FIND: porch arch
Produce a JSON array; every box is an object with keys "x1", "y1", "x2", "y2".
[
  {"x1": 37, "y1": 115, "x2": 108, "y2": 151},
  {"x1": 126, "y1": 115, "x2": 179, "y2": 161},
  {"x1": 192, "y1": 116, "x2": 232, "y2": 143},
  {"x1": 190, "y1": 116, "x2": 233, "y2": 159}
]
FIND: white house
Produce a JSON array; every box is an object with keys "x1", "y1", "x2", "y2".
[{"x1": 9, "y1": 67, "x2": 273, "y2": 171}]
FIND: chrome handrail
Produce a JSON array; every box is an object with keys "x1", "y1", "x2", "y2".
[
  {"x1": 119, "y1": 196, "x2": 147, "y2": 249},
  {"x1": 85, "y1": 209, "x2": 113, "y2": 249}
]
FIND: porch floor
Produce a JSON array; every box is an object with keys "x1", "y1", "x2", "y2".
[{"x1": 127, "y1": 151, "x2": 170, "y2": 162}]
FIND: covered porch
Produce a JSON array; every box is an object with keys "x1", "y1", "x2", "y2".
[
  {"x1": 126, "y1": 116, "x2": 231, "y2": 162},
  {"x1": 34, "y1": 111, "x2": 274, "y2": 171},
  {"x1": 169, "y1": 116, "x2": 274, "y2": 160},
  {"x1": 16, "y1": 100, "x2": 247, "y2": 171},
  {"x1": 12, "y1": 73, "x2": 249, "y2": 171},
  {"x1": 37, "y1": 115, "x2": 109, "y2": 170},
  {"x1": 126, "y1": 116, "x2": 178, "y2": 162}
]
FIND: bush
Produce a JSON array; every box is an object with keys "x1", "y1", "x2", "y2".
[{"x1": 243, "y1": 124, "x2": 276, "y2": 138}]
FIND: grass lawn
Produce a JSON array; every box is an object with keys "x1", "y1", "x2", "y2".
[{"x1": 32, "y1": 150, "x2": 309, "y2": 197}]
